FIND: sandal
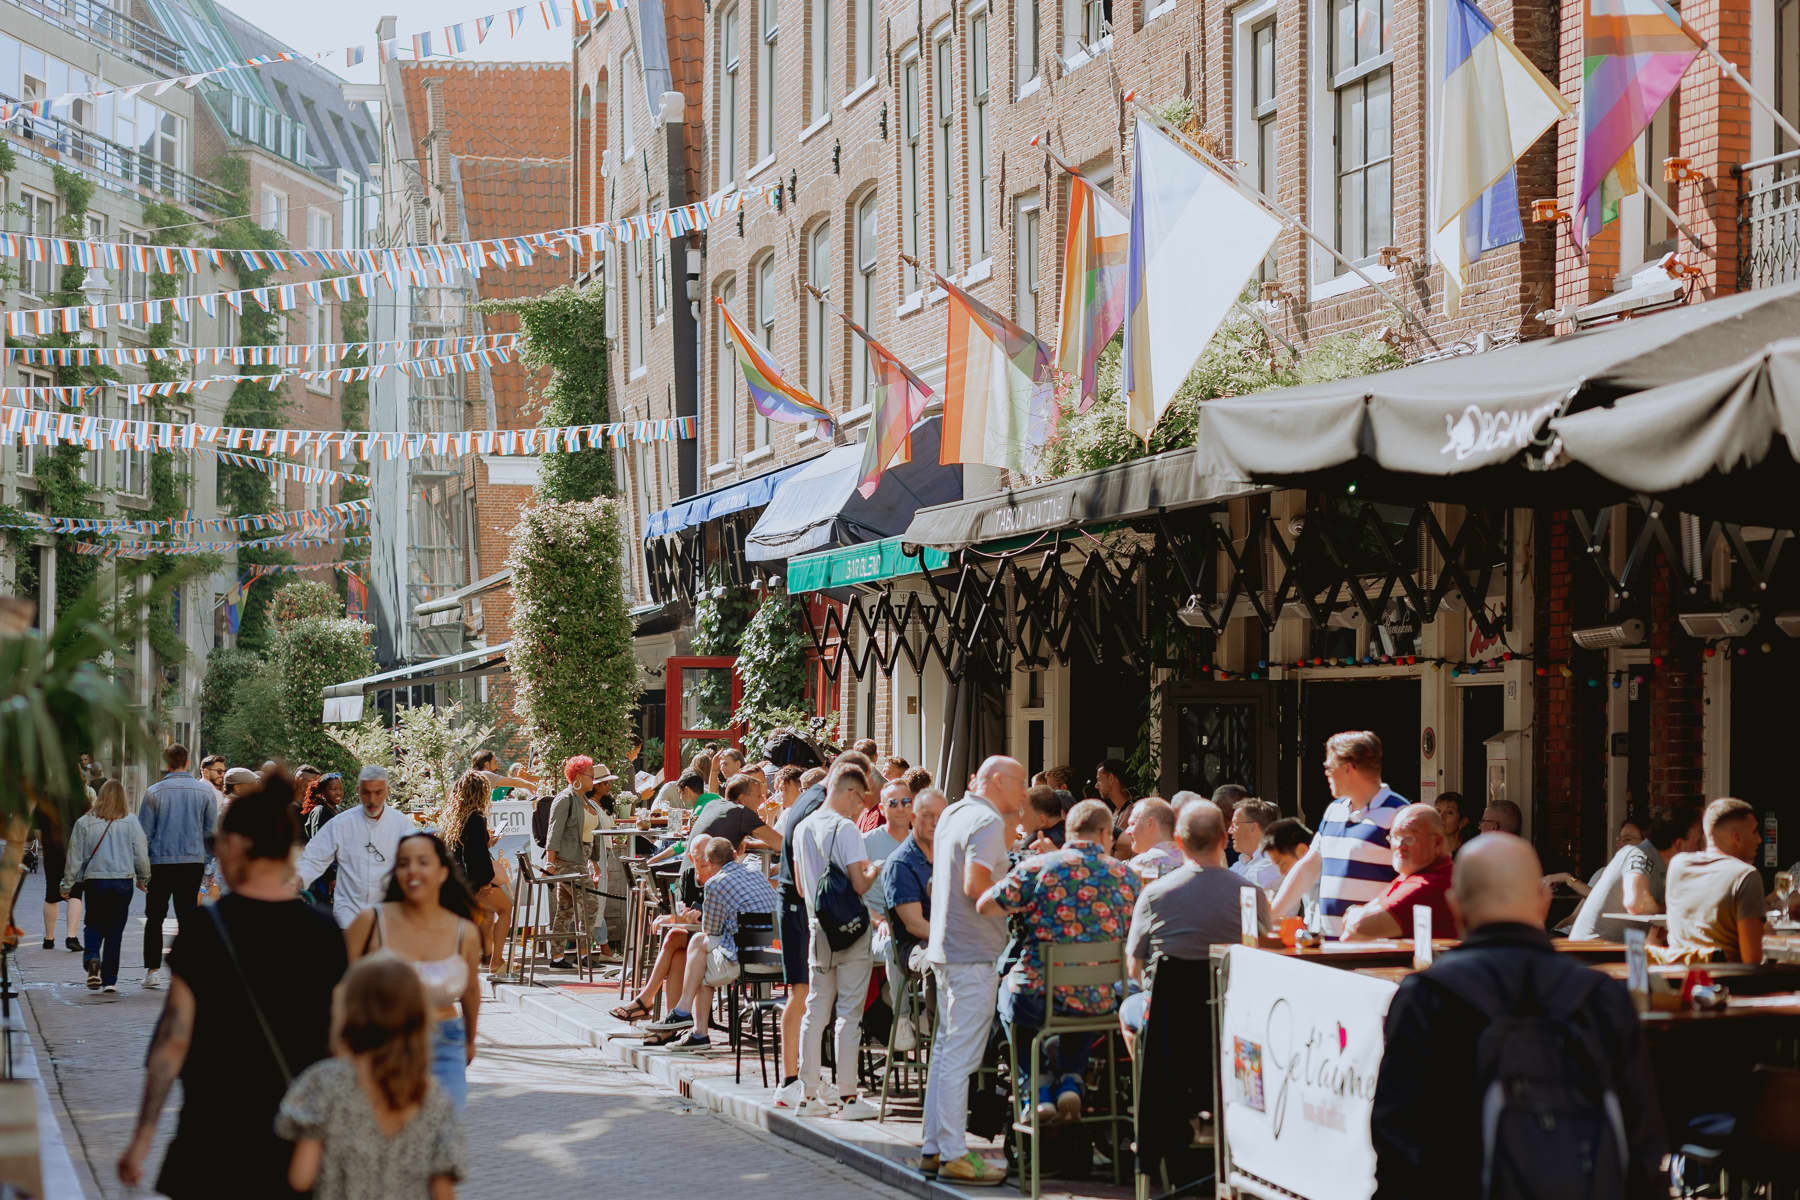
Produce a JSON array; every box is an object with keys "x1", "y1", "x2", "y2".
[
  {"x1": 610, "y1": 1000, "x2": 651, "y2": 1022},
  {"x1": 643, "y1": 1026, "x2": 684, "y2": 1047}
]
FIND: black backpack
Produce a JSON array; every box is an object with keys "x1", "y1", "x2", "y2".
[
  {"x1": 813, "y1": 863, "x2": 871, "y2": 952},
  {"x1": 1431, "y1": 963, "x2": 1631, "y2": 1200},
  {"x1": 532, "y1": 793, "x2": 553, "y2": 849}
]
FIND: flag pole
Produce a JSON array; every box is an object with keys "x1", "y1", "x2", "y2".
[
  {"x1": 801, "y1": 283, "x2": 932, "y2": 392},
  {"x1": 1031, "y1": 135, "x2": 1301, "y2": 359},
  {"x1": 1641, "y1": 184, "x2": 1710, "y2": 254},
  {"x1": 1689, "y1": 38, "x2": 1800, "y2": 150},
  {"x1": 1124, "y1": 97, "x2": 1438, "y2": 349}
]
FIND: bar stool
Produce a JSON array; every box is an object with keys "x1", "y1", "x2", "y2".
[
  {"x1": 511, "y1": 851, "x2": 595, "y2": 987},
  {"x1": 617, "y1": 857, "x2": 654, "y2": 999},
  {"x1": 878, "y1": 959, "x2": 934, "y2": 1119}
]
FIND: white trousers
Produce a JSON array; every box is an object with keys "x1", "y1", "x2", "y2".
[
  {"x1": 798, "y1": 923, "x2": 873, "y2": 1096},
  {"x1": 920, "y1": 961, "x2": 999, "y2": 1159}
]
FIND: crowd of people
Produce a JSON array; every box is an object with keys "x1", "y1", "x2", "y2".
[{"x1": 28, "y1": 721, "x2": 1785, "y2": 1198}]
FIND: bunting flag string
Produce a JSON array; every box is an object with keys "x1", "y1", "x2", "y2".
[
  {"x1": 74, "y1": 543, "x2": 371, "y2": 569},
  {"x1": 204, "y1": 450, "x2": 370, "y2": 488},
  {"x1": 3, "y1": 267, "x2": 409, "y2": 339},
  {"x1": 11, "y1": 498, "x2": 370, "y2": 538},
  {"x1": 70, "y1": 534, "x2": 372, "y2": 556},
  {"x1": 0, "y1": 0, "x2": 628, "y2": 128},
  {"x1": 0, "y1": 344, "x2": 525, "y2": 405},
  {"x1": 6, "y1": 332, "x2": 522, "y2": 369},
  {"x1": 0, "y1": 184, "x2": 781, "y2": 285},
  {"x1": 0, "y1": 404, "x2": 696, "y2": 458}
]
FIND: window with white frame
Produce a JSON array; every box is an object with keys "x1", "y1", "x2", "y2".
[
  {"x1": 83, "y1": 388, "x2": 104, "y2": 489},
  {"x1": 719, "y1": 11, "x2": 740, "y2": 186},
  {"x1": 307, "y1": 206, "x2": 333, "y2": 250},
  {"x1": 14, "y1": 369, "x2": 50, "y2": 477},
  {"x1": 626, "y1": 235, "x2": 646, "y2": 373},
  {"x1": 259, "y1": 185, "x2": 287, "y2": 237},
  {"x1": 757, "y1": 0, "x2": 778, "y2": 161},
  {"x1": 854, "y1": 0, "x2": 876, "y2": 87},
  {"x1": 806, "y1": 221, "x2": 831, "y2": 405},
  {"x1": 715, "y1": 278, "x2": 739, "y2": 462},
  {"x1": 968, "y1": 8, "x2": 992, "y2": 260},
  {"x1": 306, "y1": 303, "x2": 333, "y2": 393},
  {"x1": 16, "y1": 191, "x2": 54, "y2": 296},
  {"x1": 115, "y1": 395, "x2": 147, "y2": 496},
  {"x1": 809, "y1": 0, "x2": 830, "y2": 120},
  {"x1": 901, "y1": 51, "x2": 922, "y2": 293},
  {"x1": 121, "y1": 229, "x2": 153, "y2": 307},
  {"x1": 1012, "y1": 192, "x2": 1041, "y2": 333},
  {"x1": 653, "y1": 222, "x2": 670, "y2": 317},
  {"x1": 1063, "y1": 0, "x2": 1110, "y2": 59},
  {"x1": 623, "y1": 49, "x2": 639, "y2": 158},
  {"x1": 932, "y1": 30, "x2": 955, "y2": 275},
  {"x1": 1325, "y1": 0, "x2": 1392, "y2": 270},
  {"x1": 752, "y1": 255, "x2": 775, "y2": 449},
  {"x1": 1014, "y1": 0, "x2": 1039, "y2": 93},
  {"x1": 1237, "y1": 7, "x2": 1279, "y2": 279},
  {"x1": 852, "y1": 192, "x2": 877, "y2": 406}
]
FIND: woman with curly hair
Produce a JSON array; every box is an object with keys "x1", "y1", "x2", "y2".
[{"x1": 440, "y1": 772, "x2": 512, "y2": 980}]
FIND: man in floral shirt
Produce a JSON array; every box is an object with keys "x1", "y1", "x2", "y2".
[{"x1": 978, "y1": 799, "x2": 1138, "y2": 1124}]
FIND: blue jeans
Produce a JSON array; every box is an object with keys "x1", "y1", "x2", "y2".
[
  {"x1": 432, "y1": 1015, "x2": 468, "y2": 1110},
  {"x1": 81, "y1": 879, "x2": 134, "y2": 986},
  {"x1": 998, "y1": 987, "x2": 1092, "y2": 1105}
]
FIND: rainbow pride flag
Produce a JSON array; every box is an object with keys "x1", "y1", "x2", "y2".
[
  {"x1": 845, "y1": 317, "x2": 932, "y2": 498},
  {"x1": 716, "y1": 299, "x2": 836, "y2": 437},
  {"x1": 941, "y1": 276, "x2": 1054, "y2": 473},
  {"x1": 1574, "y1": 0, "x2": 1699, "y2": 244},
  {"x1": 1054, "y1": 173, "x2": 1130, "y2": 412}
]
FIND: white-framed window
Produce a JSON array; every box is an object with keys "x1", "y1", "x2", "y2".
[
  {"x1": 1014, "y1": 0, "x2": 1039, "y2": 93},
  {"x1": 1616, "y1": 105, "x2": 1676, "y2": 277},
  {"x1": 968, "y1": 8, "x2": 992, "y2": 261},
  {"x1": 623, "y1": 48, "x2": 639, "y2": 158},
  {"x1": 83, "y1": 387, "x2": 104, "y2": 489},
  {"x1": 719, "y1": 11, "x2": 740, "y2": 186},
  {"x1": 752, "y1": 255, "x2": 775, "y2": 449},
  {"x1": 809, "y1": 0, "x2": 830, "y2": 120},
  {"x1": 626, "y1": 233, "x2": 645, "y2": 373},
  {"x1": 901, "y1": 50, "x2": 922, "y2": 294},
  {"x1": 757, "y1": 0, "x2": 778, "y2": 160},
  {"x1": 14, "y1": 369, "x2": 50, "y2": 477},
  {"x1": 306, "y1": 303, "x2": 333, "y2": 393},
  {"x1": 714, "y1": 277, "x2": 739, "y2": 463},
  {"x1": 307, "y1": 207, "x2": 333, "y2": 250},
  {"x1": 115, "y1": 395, "x2": 146, "y2": 496},
  {"x1": 121, "y1": 229, "x2": 153, "y2": 307},
  {"x1": 1012, "y1": 192, "x2": 1041, "y2": 333},
  {"x1": 259, "y1": 185, "x2": 287, "y2": 237},
  {"x1": 932, "y1": 29, "x2": 955, "y2": 275},
  {"x1": 1322, "y1": 0, "x2": 1392, "y2": 271},
  {"x1": 852, "y1": 191, "x2": 878, "y2": 407},
  {"x1": 806, "y1": 221, "x2": 831, "y2": 405},
  {"x1": 653, "y1": 220, "x2": 670, "y2": 317},
  {"x1": 16, "y1": 191, "x2": 55, "y2": 297},
  {"x1": 1235, "y1": 2, "x2": 1279, "y2": 280},
  {"x1": 854, "y1": 0, "x2": 876, "y2": 86},
  {"x1": 1063, "y1": 0, "x2": 1110, "y2": 59}
]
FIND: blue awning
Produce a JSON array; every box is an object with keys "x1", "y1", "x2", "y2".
[
  {"x1": 643, "y1": 453, "x2": 825, "y2": 539},
  {"x1": 745, "y1": 416, "x2": 962, "y2": 561}
]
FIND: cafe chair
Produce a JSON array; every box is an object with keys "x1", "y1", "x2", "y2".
[
  {"x1": 1131, "y1": 954, "x2": 1217, "y2": 1200},
  {"x1": 878, "y1": 959, "x2": 933, "y2": 1120},
  {"x1": 1008, "y1": 939, "x2": 1132, "y2": 1199},
  {"x1": 511, "y1": 851, "x2": 596, "y2": 988},
  {"x1": 725, "y1": 910, "x2": 786, "y2": 1085},
  {"x1": 1672, "y1": 1064, "x2": 1800, "y2": 1198}
]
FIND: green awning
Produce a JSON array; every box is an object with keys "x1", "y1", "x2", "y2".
[{"x1": 786, "y1": 537, "x2": 948, "y2": 594}]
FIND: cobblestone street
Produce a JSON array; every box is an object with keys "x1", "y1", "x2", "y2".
[{"x1": 11, "y1": 869, "x2": 912, "y2": 1199}]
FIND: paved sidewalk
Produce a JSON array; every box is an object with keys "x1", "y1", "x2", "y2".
[{"x1": 12, "y1": 868, "x2": 919, "y2": 1199}]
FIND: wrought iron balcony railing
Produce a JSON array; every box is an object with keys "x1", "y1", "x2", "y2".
[
  {"x1": 5, "y1": 0, "x2": 187, "y2": 74},
  {"x1": 1, "y1": 99, "x2": 234, "y2": 216},
  {"x1": 1738, "y1": 148, "x2": 1800, "y2": 292}
]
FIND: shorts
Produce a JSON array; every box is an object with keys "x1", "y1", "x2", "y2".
[
  {"x1": 780, "y1": 896, "x2": 810, "y2": 986},
  {"x1": 41, "y1": 843, "x2": 66, "y2": 896},
  {"x1": 704, "y1": 943, "x2": 738, "y2": 988}
]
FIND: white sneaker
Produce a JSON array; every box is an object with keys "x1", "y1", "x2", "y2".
[
  {"x1": 102, "y1": 985, "x2": 118, "y2": 994},
  {"x1": 796, "y1": 1097, "x2": 835, "y2": 1117},
  {"x1": 771, "y1": 1080, "x2": 806, "y2": 1109},
  {"x1": 817, "y1": 1083, "x2": 843, "y2": 1109},
  {"x1": 893, "y1": 1018, "x2": 917, "y2": 1052},
  {"x1": 836, "y1": 1097, "x2": 879, "y2": 1121},
  {"x1": 142, "y1": 968, "x2": 163, "y2": 990}
]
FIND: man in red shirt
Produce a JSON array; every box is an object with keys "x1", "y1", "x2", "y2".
[
  {"x1": 1342, "y1": 803, "x2": 1459, "y2": 940},
  {"x1": 854, "y1": 776, "x2": 887, "y2": 833}
]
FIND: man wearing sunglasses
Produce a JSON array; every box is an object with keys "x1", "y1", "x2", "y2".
[{"x1": 295, "y1": 765, "x2": 413, "y2": 927}]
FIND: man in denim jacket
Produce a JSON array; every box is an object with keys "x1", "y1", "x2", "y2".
[{"x1": 138, "y1": 744, "x2": 218, "y2": 990}]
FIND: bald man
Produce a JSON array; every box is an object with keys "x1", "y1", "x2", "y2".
[
  {"x1": 1341, "y1": 804, "x2": 1459, "y2": 941},
  {"x1": 1370, "y1": 834, "x2": 1663, "y2": 1199}
]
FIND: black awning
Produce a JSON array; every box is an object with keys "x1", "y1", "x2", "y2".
[
  {"x1": 1543, "y1": 335, "x2": 1800, "y2": 523},
  {"x1": 1190, "y1": 282, "x2": 1800, "y2": 506},
  {"x1": 902, "y1": 447, "x2": 1263, "y2": 549}
]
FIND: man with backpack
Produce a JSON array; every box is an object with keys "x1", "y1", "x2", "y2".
[
  {"x1": 791, "y1": 762, "x2": 884, "y2": 1119},
  {"x1": 1371, "y1": 832, "x2": 1664, "y2": 1200}
]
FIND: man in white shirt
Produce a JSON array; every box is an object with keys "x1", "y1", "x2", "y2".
[
  {"x1": 1228, "y1": 798, "x2": 1284, "y2": 894},
  {"x1": 294, "y1": 765, "x2": 413, "y2": 927},
  {"x1": 1270, "y1": 731, "x2": 1406, "y2": 937}
]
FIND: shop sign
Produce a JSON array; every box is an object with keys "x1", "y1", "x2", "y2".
[
  {"x1": 1220, "y1": 947, "x2": 1397, "y2": 1200},
  {"x1": 977, "y1": 493, "x2": 1071, "y2": 539},
  {"x1": 1465, "y1": 602, "x2": 1509, "y2": 663}
]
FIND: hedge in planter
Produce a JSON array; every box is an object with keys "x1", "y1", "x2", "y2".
[{"x1": 507, "y1": 498, "x2": 637, "y2": 771}]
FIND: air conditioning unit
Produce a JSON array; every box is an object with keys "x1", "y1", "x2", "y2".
[
  {"x1": 1571, "y1": 618, "x2": 1645, "y2": 651},
  {"x1": 1678, "y1": 608, "x2": 1755, "y2": 639},
  {"x1": 1775, "y1": 612, "x2": 1800, "y2": 638}
]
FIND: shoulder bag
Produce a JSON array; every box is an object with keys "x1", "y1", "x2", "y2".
[{"x1": 66, "y1": 819, "x2": 114, "y2": 901}]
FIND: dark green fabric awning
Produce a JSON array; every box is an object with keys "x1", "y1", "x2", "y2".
[{"x1": 786, "y1": 537, "x2": 948, "y2": 594}]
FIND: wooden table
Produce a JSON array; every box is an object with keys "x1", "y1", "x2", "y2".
[{"x1": 1252, "y1": 936, "x2": 1626, "y2": 969}]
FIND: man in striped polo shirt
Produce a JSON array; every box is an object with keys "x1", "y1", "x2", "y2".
[{"x1": 1270, "y1": 731, "x2": 1408, "y2": 937}]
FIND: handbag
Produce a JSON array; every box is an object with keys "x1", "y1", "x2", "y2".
[
  {"x1": 206, "y1": 905, "x2": 292, "y2": 1084},
  {"x1": 66, "y1": 819, "x2": 114, "y2": 902}
]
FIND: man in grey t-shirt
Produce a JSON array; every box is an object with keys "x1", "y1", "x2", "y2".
[
  {"x1": 1666, "y1": 798, "x2": 1767, "y2": 963},
  {"x1": 1119, "y1": 799, "x2": 1269, "y2": 1047},
  {"x1": 917, "y1": 756, "x2": 1025, "y2": 1186},
  {"x1": 1568, "y1": 805, "x2": 1701, "y2": 942}
]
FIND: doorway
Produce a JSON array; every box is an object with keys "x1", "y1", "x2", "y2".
[
  {"x1": 1299, "y1": 676, "x2": 1422, "y2": 826},
  {"x1": 1161, "y1": 681, "x2": 1279, "y2": 803},
  {"x1": 1459, "y1": 683, "x2": 1504, "y2": 802}
]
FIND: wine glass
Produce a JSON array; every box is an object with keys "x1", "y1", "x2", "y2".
[{"x1": 1773, "y1": 870, "x2": 1794, "y2": 924}]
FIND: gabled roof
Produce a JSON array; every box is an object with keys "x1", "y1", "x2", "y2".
[
  {"x1": 395, "y1": 60, "x2": 572, "y2": 161},
  {"x1": 212, "y1": 5, "x2": 380, "y2": 178}
]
